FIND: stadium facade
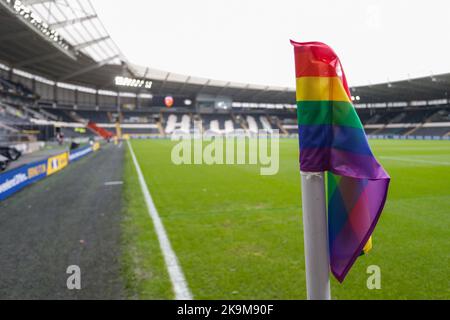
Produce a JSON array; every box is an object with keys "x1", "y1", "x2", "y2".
[{"x1": 1, "y1": 0, "x2": 450, "y2": 145}]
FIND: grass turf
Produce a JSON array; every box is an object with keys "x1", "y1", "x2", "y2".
[
  {"x1": 122, "y1": 138, "x2": 450, "y2": 299},
  {"x1": 121, "y1": 149, "x2": 172, "y2": 299}
]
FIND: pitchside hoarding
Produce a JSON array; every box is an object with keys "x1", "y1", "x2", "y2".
[
  {"x1": 0, "y1": 159, "x2": 48, "y2": 201},
  {"x1": 68, "y1": 142, "x2": 100, "y2": 162},
  {"x1": 0, "y1": 143, "x2": 101, "y2": 201},
  {"x1": 46, "y1": 152, "x2": 69, "y2": 176},
  {"x1": 69, "y1": 145, "x2": 93, "y2": 162}
]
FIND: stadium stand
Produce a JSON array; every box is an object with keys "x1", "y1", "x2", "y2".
[
  {"x1": 180, "y1": 115, "x2": 191, "y2": 133},
  {"x1": 246, "y1": 115, "x2": 260, "y2": 133},
  {"x1": 260, "y1": 116, "x2": 275, "y2": 132},
  {"x1": 76, "y1": 110, "x2": 111, "y2": 123},
  {"x1": 38, "y1": 107, "x2": 74, "y2": 122},
  {"x1": 165, "y1": 114, "x2": 178, "y2": 134},
  {"x1": 428, "y1": 109, "x2": 450, "y2": 122},
  {"x1": 412, "y1": 127, "x2": 450, "y2": 136},
  {"x1": 86, "y1": 121, "x2": 114, "y2": 139},
  {"x1": 0, "y1": 76, "x2": 36, "y2": 100},
  {"x1": 1, "y1": 0, "x2": 450, "y2": 148},
  {"x1": 201, "y1": 114, "x2": 233, "y2": 134}
]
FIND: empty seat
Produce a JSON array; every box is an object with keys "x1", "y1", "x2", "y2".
[
  {"x1": 246, "y1": 115, "x2": 258, "y2": 133},
  {"x1": 165, "y1": 114, "x2": 177, "y2": 134}
]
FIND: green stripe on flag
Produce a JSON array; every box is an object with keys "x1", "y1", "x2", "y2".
[
  {"x1": 326, "y1": 172, "x2": 341, "y2": 201},
  {"x1": 297, "y1": 101, "x2": 363, "y2": 129}
]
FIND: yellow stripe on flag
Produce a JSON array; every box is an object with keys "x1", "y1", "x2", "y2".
[
  {"x1": 363, "y1": 236, "x2": 372, "y2": 254},
  {"x1": 296, "y1": 76, "x2": 351, "y2": 102}
]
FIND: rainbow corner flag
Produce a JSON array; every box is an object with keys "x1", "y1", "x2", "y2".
[{"x1": 291, "y1": 40, "x2": 390, "y2": 282}]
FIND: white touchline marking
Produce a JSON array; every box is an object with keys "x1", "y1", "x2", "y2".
[
  {"x1": 380, "y1": 156, "x2": 450, "y2": 166},
  {"x1": 104, "y1": 181, "x2": 123, "y2": 186},
  {"x1": 127, "y1": 140, "x2": 193, "y2": 300}
]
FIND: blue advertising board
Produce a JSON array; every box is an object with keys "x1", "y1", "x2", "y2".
[
  {"x1": 69, "y1": 145, "x2": 93, "y2": 162},
  {"x1": 0, "y1": 143, "x2": 101, "y2": 202},
  {"x1": 0, "y1": 159, "x2": 48, "y2": 201}
]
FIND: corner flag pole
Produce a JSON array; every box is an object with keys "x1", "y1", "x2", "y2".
[{"x1": 300, "y1": 171, "x2": 331, "y2": 300}]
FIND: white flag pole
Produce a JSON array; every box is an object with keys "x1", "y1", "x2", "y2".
[{"x1": 300, "y1": 171, "x2": 331, "y2": 300}]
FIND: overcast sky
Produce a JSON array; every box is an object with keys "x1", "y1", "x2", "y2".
[{"x1": 93, "y1": 0, "x2": 450, "y2": 88}]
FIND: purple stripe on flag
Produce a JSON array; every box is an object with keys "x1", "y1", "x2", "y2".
[{"x1": 300, "y1": 148, "x2": 387, "y2": 179}]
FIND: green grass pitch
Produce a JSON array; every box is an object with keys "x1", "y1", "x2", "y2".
[{"x1": 121, "y1": 138, "x2": 450, "y2": 299}]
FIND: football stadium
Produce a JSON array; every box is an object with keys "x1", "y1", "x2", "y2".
[{"x1": 0, "y1": 0, "x2": 449, "y2": 303}]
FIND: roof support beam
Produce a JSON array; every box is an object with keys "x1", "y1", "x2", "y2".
[
  {"x1": 74, "y1": 36, "x2": 109, "y2": 50},
  {"x1": 215, "y1": 81, "x2": 231, "y2": 97},
  {"x1": 198, "y1": 79, "x2": 212, "y2": 94},
  {"x1": 49, "y1": 14, "x2": 98, "y2": 29},
  {"x1": 21, "y1": 0, "x2": 55, "y2": 5},
  {"x1": 58, "y1": 55, "x2": 119, "y2": 82},
  {"x1": 158, "y1": 72, "x2": 171, "y2": 94},
  {"x1": 142, "y1": 67, "x2": 150, "y2": 79},
  {"x1": 249, "y1": 86, "x2": 270, "y2": 101},
  {"x1": 177, "y1": 76, "x2": 191, "y2": 95},
  {"x1": 135, "y1": 67, "x2": 151, "y2": 95}
]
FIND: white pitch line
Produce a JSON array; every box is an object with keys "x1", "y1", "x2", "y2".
[
  {"x1": 127, "y1": 140, "x2": 193, "y2": 300},
  {"x1": 104, "y1": 181, "x2": 123, "y2": 186},
  {"x1": 380, "y1": 156, "x2": 450, "y2": 166}
]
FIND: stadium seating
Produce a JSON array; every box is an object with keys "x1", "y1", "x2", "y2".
[
  {"x1": 2, "y1": 84, "x2": 450, "y2": 143},
  {"x1": 3, "y1": 102, "x2": 450, "y2": 139},
  {"x1": 224, "y1": 120, "x2": 234, "y2": 134},
  {"x1": 200, "y1": 114, "x2": 234, "y2": 134},
  {"x1": 259, "y1": 116, "x2": 274, "y2": 132},
  {"x1": 209, "y1": 119, "x2": 220, "y2": 133},
  {"x1": 76, "y1": 110, "x2": 110, "y2": 123},
  {"x1": 121, "y1": 127, "x2": 160, "y2": 135},
  {"x1": 60, "y1": 127, "x2": 93, "y2": 138},
  {"x1": 412, "y1": 127, "x2": 450, "y2": 136},
  {"x1": 277, "y1": 115, "x2": 298, "y2": 134},
  {"x1": 40, "y1": 107, "x2": 75, "y2": 122},
  {"x1": 428, "y1": 109, "x2": 450, "y2": 122},
  {"x1": 180, "y1": 115, "x2": 191, "y2": 133},
  {"x1": 374, "y1": 127, "x2": 412, "y2": 135},
  {"x1": 247, "y1": 116, "x2": 260, "y2": 133},
  {"x1": 0, "y1": 76, "x2": 36, "y2": 100},
  {"x1": 165, "y1": 114, "x2": 177, "y2": 134},
  {"x1": 86, "y1": 121, "x2": 114, "y2": 139}
]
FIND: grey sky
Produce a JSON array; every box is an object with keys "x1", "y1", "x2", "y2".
[{"x1": 93, "y1": 0, "x2": 450, "y2": 88}]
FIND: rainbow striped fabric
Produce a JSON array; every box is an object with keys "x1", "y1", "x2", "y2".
[{"x1": 291, "y1": 41, "x2": 390, "y2": 282}]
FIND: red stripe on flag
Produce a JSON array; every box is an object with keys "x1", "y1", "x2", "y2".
[{"x1": 291, "y1": 40, "x2": 352, "y2": 98}]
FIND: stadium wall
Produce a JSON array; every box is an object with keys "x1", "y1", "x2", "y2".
[{"x1": 0, "y1": 142, "x2": 100, "y2": 201}]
